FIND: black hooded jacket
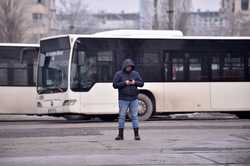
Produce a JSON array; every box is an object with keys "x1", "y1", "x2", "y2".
[{"x1": 113, "y1": 59, "x2": 144, "y2": 101}]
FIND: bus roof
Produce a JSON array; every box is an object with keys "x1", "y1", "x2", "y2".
[
  {"x1": 93, "y1": 30, "x2": 184, "y2": 37},
  {"x1": 40, "y1": 30, "x2": 250, "y2": 41},
  {"x1": 0, "y1": 43, "x2": 39, "y2": 47}
]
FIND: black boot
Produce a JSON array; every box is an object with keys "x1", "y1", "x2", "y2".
[
  {"x1": 115, "y1": 128, "x2": 124, "y2": 140},
  {"x1": 134, "y1": 128, "x2": 140, "y2": 141}
]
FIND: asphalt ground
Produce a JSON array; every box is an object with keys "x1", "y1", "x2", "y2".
[{"x1": 0, "y1": 114, "x2": 249, "y2": 166}]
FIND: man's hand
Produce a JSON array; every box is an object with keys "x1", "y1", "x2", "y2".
[
  {"x1": 125, "y1": 80, "x2": 135, "y2": 85},
  {"x1": 125, "y1": 80, "x2": 130, "y2": 85},
  {"x1": 130, "y1": 80, "x2": 135, "y2": 85}
]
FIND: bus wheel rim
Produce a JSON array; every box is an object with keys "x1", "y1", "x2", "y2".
[{"x1": 138, "y1": 100, "x2": 147, "y2": 116}]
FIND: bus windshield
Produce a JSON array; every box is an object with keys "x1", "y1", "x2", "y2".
[{"x1": 37, "y1": 37, "x2": 70, "y2": 94}]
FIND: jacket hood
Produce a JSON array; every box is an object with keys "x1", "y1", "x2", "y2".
[{"x1": 122, "y1": 58, "x2": 135, "y2": 71}]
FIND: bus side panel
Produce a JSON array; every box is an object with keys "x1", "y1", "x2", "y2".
[
  {"x1": 211, "y1": 82, "x2": 250, "y2": 111},
  {"x1": 164, "y1": 83, "x2": 211, "y2": 112},
  {"x1": 80, "y1": 83, "x2": 119, "y2": 114},
  {"x1": 0, "y1": 87, "x2": 36, "y2": 114}
]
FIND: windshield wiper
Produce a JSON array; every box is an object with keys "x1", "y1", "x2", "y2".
[
  {"x1": 37, "y1": 87, "x2": 64, "y2": 94},
  {"x1": 37, "y1": 88, "x2": 53, "y2": 94},
  {"x1": 51, "y1": 87, "x2": 64, "y2": 92}
]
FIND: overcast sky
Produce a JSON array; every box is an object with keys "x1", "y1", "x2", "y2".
[
  {"x1": 61, "y1": 0, "x2": 221, "y2": 13},
  {"x1": 84, "y1": 0, "x2": 140, "y2": 13}
]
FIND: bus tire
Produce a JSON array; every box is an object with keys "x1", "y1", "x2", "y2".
[
  {"x1": 63, "y1": 114, "x2": 90, "y2": 121},
  {"x1": 128, "y1": 93, "x2": 154, "y2": 121}
]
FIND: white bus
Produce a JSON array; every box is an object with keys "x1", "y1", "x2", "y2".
[
  {"x1": 0, "y1": 43, "x2": 39, "y2": 115},
  {"x1": 37, "y1": 30, "x2": 250, "y2": 120}
]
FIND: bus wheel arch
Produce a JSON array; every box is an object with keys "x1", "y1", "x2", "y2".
[
  {"x1": 135, "y1": 90, "x2": 156, "y2": 121},
  {"x1": 139, "y1": 90, "x2": 156, "y2": 111}
]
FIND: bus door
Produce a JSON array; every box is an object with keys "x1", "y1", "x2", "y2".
[
  {"x1": 163, "y1": 51, "x2": 210, "y2": 112},
  {"x1": 76, "y1": 50, "x2": 119, "y2": 115}
]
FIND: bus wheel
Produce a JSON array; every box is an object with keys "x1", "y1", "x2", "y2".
[
  {"x1": 128, "y1": 93, "x2": 154, "y2": 121},
  {"x1": 63, "y1": 114, "x2": 90, "y2": 121}
]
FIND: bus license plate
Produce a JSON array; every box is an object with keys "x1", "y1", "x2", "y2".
[{"x1": 48, "y1": 108, "x2": 57, "y2": 114}]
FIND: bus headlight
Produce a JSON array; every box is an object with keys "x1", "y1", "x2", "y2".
[
  {"x1": 63, "y1": 99, "x2": 77, "y2": 106},
  {"x1": 37, "y1": 102, "x2": 42, "y2": 108}
]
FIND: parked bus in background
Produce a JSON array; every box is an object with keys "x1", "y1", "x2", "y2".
[
  {"x1": 0, "y1": 43, "x2": 39, "y2": 115},
  {"x1": 37, "y1": 30, "x2": 250, "y2": 121}
]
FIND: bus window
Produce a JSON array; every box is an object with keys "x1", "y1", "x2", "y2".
[
  {"x1": 71, "y1": 50, "x2": 85, "y2": 90},
  {"x1": 248, "y1": 53, "x2": 250, "y2": 80},
  {"x1": 0, "y1": 47, "x2": 36, "y2": 86},
  {"x1": 21, "y1": 48, "x2": 38, "y2": 86},
  {"x1": 13, "y1": 64, "x2": 29, "y2": 86},
  {"x1": 119, "y1": 39, "x2": 163, "y2": 82},
  {"x1": 222, "y1": 53, "x2": 244, "y2": 81},
  {"x1": 211, "y1": 55, "x2": 221, "y2": 81},
  {"x1": 142, "y1": 52, "x2": 160, "y2": 64},
  {"x1": 97, "y1": 51, "x2": 114, "y2": 82},
  {"x1": 137, "y1": 51, "x2": 162, "y2": 82},
  {"x1": 172, "y1": 55, "x2": 185, "y2": 81},
  {"x1": 164, "y1": 52, "x2": 170, "y2": 81},
  {"x1": 79, "y1": 53, "x2": 97, "y2": 91},
  {"x1": 188, "y1": 54, "x2": 202, "y2": 81},
  {"x1": 212, "y1": 53, "x2": 245, "y2": 81},
  {"x1": 0, "y1": 62, "x2": 7, "y2": 85}
]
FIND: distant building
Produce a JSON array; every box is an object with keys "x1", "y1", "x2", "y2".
[
  {"x1": 93, "y1": 11, "x2": 140, "y2": 31},
  {"x1": 221, "y1": 0, "x2": 250, "y2": 36},
  {"x1": 222, "y1": 0, "x2": 250, "y2": 14},
  {"x1": 0, "y1": 0, "x2": 56, "y2": 43},
  {"x1": 186, "y1": 11, "x2": 227, "y2": 36},
  {"x1": 186, "y1": 0, "x2": 250, "y2": 36},
  {"x1": 57, "y1": 11, "x2": 140, "y2": 34},
  {"x1": 25, "y1": 0, "x2": 56, "y2": 42}
]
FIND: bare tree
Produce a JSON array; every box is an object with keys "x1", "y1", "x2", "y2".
[
  {"x1": 221, "y1": 1, "x2": 241, "y2": 36},
  {"x1": 57, "y1": 0, "x2": 97, "y2": 34},
  {"x1": 168, "y1": 0, "x2": 174, "y2": 29},
  {"x1": 140, "y1": 0, "x2": 154, "y2": 29},
  {"x1": 160, "y1": 0, "x2": 191, "y2": 33},
  {"x1": 175, "y1": 1, "x2": 191, "y2": 34},
  {"x1": 0, "y1": 0, "x2": 28, "y2": 43},
  {"x1": 152, "y1": 0, "x2": 159, "y2": 29},
  {"x1": 140, "y1": 0, "x2": 191, "y2": 33},
  {"x1": 221, "y1": 0, "x2": 250, "y2": 36},
  {"x1": 231, "y1": 12, "x2": 250, "y2": 36}
]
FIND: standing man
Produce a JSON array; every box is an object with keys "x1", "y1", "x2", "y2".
[{"x1": 113, "y1": 58, "x2": 144, "y2": 141}]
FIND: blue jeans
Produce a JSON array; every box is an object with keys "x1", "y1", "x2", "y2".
[{"x1": 118, "y1": 99, "x2": 139, "y2": 129}]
